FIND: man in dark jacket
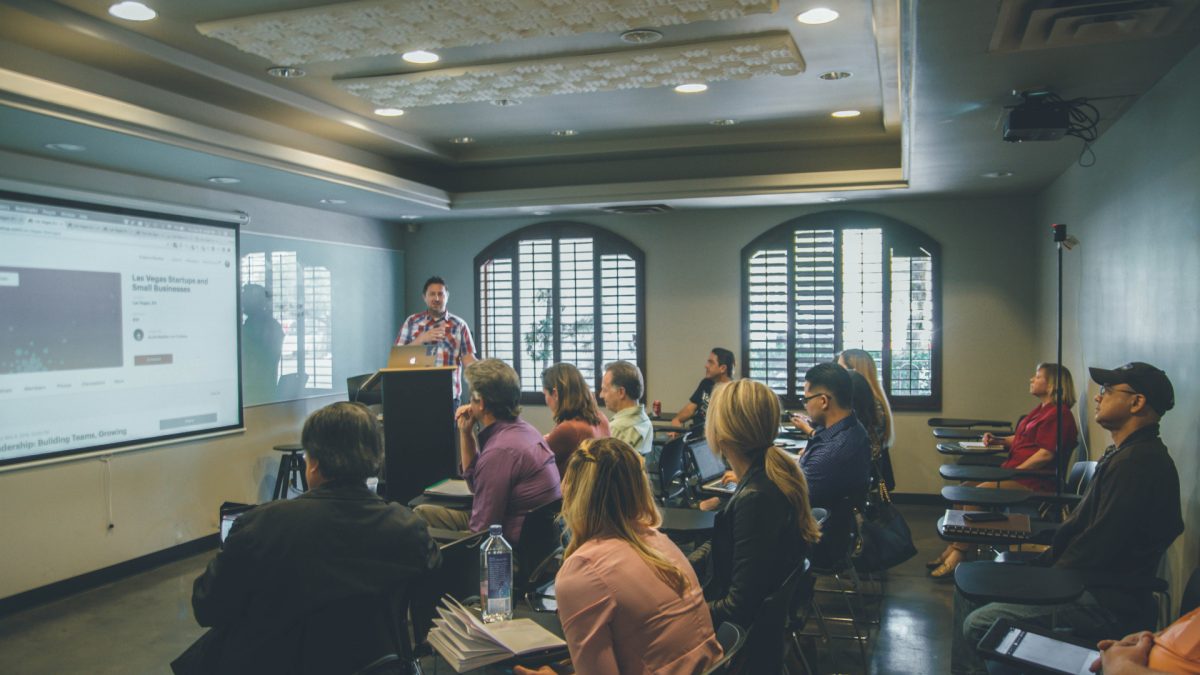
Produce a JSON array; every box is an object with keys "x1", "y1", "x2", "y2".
[
  {"x1": 172, "y1": 402, "x2": 442, "y2": 675},
  {"x1": 953, "y1": 362, "x2": 1182, "y2": 675}
]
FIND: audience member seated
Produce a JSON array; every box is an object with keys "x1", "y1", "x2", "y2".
[
  {"x1": 1088, "y1": 607, "x2": 1200, "y2": 674},
  {"x1": 793, "y1": 362, "x2": 872, "y2": 510},
  {"x1": 514, "y1": 437, "x2": 722, "y2": 675},
  {"x1": 541, "y1": 362, "x2": 610, "y2": 477},
  {"x1": 600, "y1": 360, "x2": 654, "y2": 457},
  {"x1": 929, "y1": 362, "x2": 1079, "y2": 578},
  {"x1": 668, "y1": 347, "x2": 735, "y2": 433},
  {"x1": 839, "y1": 348, "x2": 896, "y2": 490},
  {"x1": 415, "y1": 359, "x2": 560, "y2": 544},
  {"x1": 952, "y1": 362, "x2": 1183, "y2": 675},
  {"x1": 689, "y1": 379, "x2": 822, "y2": 674},
  {"x1": 172, "y1": 402, "x2": 442, "y2": 675}
]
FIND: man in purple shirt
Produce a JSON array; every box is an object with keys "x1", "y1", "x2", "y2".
[{"x1": 414, "y1": 359, "x2": 560, "y2": 543}]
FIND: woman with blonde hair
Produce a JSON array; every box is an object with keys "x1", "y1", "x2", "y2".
[
  {"x1": 516, "y1": 437, "x2": 721, "y2": 675},
  {"x1": 927, "y1": 362, "x2": 1079, "y2": 578},
  {"x1": 541, "y1": 363, "x2": 610, "y2": 477},
  {"x1": 689, "y1": 379, "x2": 822, "y2": 673}
]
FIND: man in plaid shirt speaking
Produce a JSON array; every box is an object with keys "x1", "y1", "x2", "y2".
[{"x1": 395, "y1": 276, "x2": 477, "y2": 404}]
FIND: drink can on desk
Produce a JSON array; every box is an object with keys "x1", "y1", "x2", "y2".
[{"x1": 652, "y1": 400, "x2": 662, "y2": 417}]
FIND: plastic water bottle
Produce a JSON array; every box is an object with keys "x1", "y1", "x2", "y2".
[{"x1": 479, "y1": 524, "x2": 513, "y2": 623}]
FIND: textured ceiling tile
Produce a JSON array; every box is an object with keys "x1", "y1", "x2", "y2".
[
  {"x1": 337, "y1": 33, "x2": 803, "y2": 108},
  {"x1": 197, "y1": 0, "x2": 779, "y2": 65}
]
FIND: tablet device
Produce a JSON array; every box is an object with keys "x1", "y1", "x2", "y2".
[{"x1": 977, "y1": 618, "x2": 1099, "y2": 675}]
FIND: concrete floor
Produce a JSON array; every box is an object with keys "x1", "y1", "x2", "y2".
[{"x1": 0, "y1": 504, "x2": 956, "y2": 674}]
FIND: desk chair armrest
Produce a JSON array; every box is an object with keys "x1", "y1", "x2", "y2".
[
  {"x1": 928, "y1": 418, "x2": 1013, "y2": 429},
  {"x1": 1079, "y1": 572, "x2": 1169, "y2": 593}
]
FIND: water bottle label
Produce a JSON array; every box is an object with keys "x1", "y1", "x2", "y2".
[{"x1": 486, "y1": 551, "x2": 511, "y2": 599}]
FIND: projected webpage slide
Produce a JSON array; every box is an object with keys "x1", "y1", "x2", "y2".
[{"x1": 0, "y1": 194, "x2": 241, "y2": 465}]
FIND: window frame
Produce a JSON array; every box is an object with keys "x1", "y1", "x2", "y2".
[
  {"x1": 474, "y1": 221, "x2": 647, "y2": 404},
  {"x1": 740, "y1": 211, "x2": 942, "y2": 411}
]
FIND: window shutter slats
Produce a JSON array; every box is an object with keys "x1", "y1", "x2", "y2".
[
  {"x1": 890, "y1": 252, "x2": 935, "y2": 396},
  {"x1": 599, "y1": 253, "x2": 638, "y2": 369},
  {"x1": 747, "y1": 249, "x2": 790, "y2": 395},
  {"x1": 518, "y1": 239, "x2": 555, "y2": 391},
  {"x1": 793, "y1": 229, "x2": 836, "y2": 393},
  {"x1": 480, "y1": 257, "x2": 515, "y2": 367}
]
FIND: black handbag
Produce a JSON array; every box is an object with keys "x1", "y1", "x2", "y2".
[{"x1": 853, "y1": 473, "x2": 917, "y2": 573}]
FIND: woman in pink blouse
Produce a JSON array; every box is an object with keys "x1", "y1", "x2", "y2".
[
  {"x1": 542, "y1": 363, "x2": 610, "y2": 477},
  {"x1": 515, "y1": 437, "x2": 721, "y2": 675}
]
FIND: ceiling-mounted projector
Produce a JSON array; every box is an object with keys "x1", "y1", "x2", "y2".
[{"x1": 1003, "y1": 91, "x2": 1070, "y2": 142}]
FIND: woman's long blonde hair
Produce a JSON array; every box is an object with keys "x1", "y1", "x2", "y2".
[
  {"x1": 704, "y1": 379, "x2": 821, "y2": 545},
  {"x1": 1037, "y1": 362, "x2": 1077, "y2": 408},
  {"x1": 560, "y1": 437, "x2": 690, "y2": 596},
  {"x1": 841, "y1": 349, "x2": 895, "y2": 451}
]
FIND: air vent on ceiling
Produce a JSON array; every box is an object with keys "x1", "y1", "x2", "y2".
[
  {"x1": 600, "y1": 204, "x2": 673, "y2": 215},
  {"x1": 990, "y1": 0, "x2": 1199, "y2": 52}
]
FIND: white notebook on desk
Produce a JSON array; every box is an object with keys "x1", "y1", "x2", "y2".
[{"x1": 959, "y1": 441, "x2": 1005, "y2": 450}]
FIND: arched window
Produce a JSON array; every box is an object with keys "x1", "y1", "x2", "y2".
[
  {"x1": 475, "y1": 222, "x2": 645, "y2": 401},
  {"x1": 742, "y1": 211, "x2": 942, "y2": 410}
]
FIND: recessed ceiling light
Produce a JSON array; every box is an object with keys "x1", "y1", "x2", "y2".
[
  {"x1": 621, "y1": 29, "x2": 663, "y2": 44},
  {"x1": 825, "y1": 197, "x2": 847, "y2": 202},
  {"x1": 551, "y1": 129, "x2": 578, "y2": 137},
  {"x1": 108, "y1": 1, "x2": 156, "y2": 21},
  {"x1": 711, "y1": 119, "x2": 738, "y2": 126},
  {"x1": 982, "y1": 171, "x2": 1014, "y2": 178},
  {"x1": 319, "y1": 198, "x2": 347, "y2": 205},
  {"x1": 400, "y1": 215, "x2": 421, "y2": 220},
  {"x1": 491, "y1": 98, "x2": 521, "y2": 107},
  {"x1": 819, "y1": 71, "x2": 852, "y2": 81},
  {"x1": 797, "y1": 8, "x2": 840, "y2": 24},
  {"x1": 674, "y1": 83, "x2": 708, "y2": 94},
  {"x1": 373, "y1": 107, "x2": 405, "y2": 117},
  {"x1": 266, "y1": 66, "x2": 305, "y2": 78},
  {"x1": 449, "y1": 136, "x2": 475, "y2": 144},
  {"x1": 403, "y1": 50, "x2": 440, "y2": 64},
  {"x1": 532, "y1": 210, "x2": 551, "y2": 216},
  {"x1": 43, "y1": 142, "x2": 86, "y2": 152},
  {"x1": 206, "y1": 176, "x2": 241, "y2": 184},
  {"x1": 831, "y1": 110, "x2": 861, "y2": 118}
]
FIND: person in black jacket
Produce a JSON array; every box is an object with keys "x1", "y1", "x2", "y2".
[
  {"x1": 172, "y1": 402, "x2": 442, "y2": 675},
  {"x1": 689, "y1": 379, "x2": 822, "y2": 673},
  {"x1": 953, "y1": 362, "x2": 1182, "y2": 675}
]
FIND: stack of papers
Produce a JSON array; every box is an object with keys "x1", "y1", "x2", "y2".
[
  {"x1": 424, "y1": 479, "x2": 473, "y2": 499},
  {"x1": 427, "y1": 596, "x2": 566, "y2": 672}
]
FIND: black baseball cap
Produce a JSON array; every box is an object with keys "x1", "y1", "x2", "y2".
[{"x1": 1089, "y1": 362, "x2": 1175, "y2": 416}]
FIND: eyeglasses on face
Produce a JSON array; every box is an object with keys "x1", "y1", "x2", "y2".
[
  {"x1": 1098, "y1": 385, "x2": 1139, "y2": 398},
  {"x1": 799, "y1": 392, "x2": 829, "y2": 405}
]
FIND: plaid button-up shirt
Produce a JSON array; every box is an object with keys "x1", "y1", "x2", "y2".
[{"x1": 395, "y1": 310, "x2": 476, "y2": 399}]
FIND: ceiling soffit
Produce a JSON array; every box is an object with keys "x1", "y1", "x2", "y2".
[
  {"x1": 339, "y1": 32, "x2": 804, "y2": 109},
  {"x1": 196, "y1": 0, "x2": 779, "y2": 65}
]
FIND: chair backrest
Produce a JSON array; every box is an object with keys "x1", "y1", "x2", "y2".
[
  {"x1": 734, "y1": 559, "x2": 810, "y2": 674},
  {"x1": 657, "y1": 435, "x2": 688, "y2": 503},
  {"x1": 811, "y1": 507, "x2": 829, "y2": 529},
  {"x1": 1066, "y1": 460, "x2": 1098, "y2": 495},
  {"x1": 811, "y1": 492, "x2": 861, "y2": 571},
  {"x1": 515, "y1": 498, "x2": 563, "y2": 592},
  {"x1": 298, "y1": 589, "x2": 415, "y2": 675},
  {"x1": 700, "y1": 621, "x2": 747, "y2": 675},
  {"x1": 1181, "y1": 567, "x2": 1200, "y2": 616},
  {"x1": 436, "y1": 530, "x2": 489, "y2": 603}
]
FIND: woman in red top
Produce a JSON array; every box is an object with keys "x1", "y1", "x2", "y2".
[
  {"x1": 542, "y1": 363, "x2": 610, "y2": 478},
  {"x1": 928, "y1": 363, "x2": 1078, "y2": 578}
]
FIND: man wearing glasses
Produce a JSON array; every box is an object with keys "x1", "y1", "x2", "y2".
[
  {"x1": 794, "y1": 362, "x2": 872, "y2": 510},
  {"x1": 954, "y1": 362, "x2": 1182, "y2": 674}
]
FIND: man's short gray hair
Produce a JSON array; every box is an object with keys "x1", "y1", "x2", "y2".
[
  {"x1": 605, "y1": 361, "x2": 644, "y2": 402},
  {"x1": 466, "y1": 359, "x2": 522, "y2": 420},
  {"x1": 301, "y1": 402, "x2": 381, "y2": 483}
]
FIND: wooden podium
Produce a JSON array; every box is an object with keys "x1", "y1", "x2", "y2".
[{"x1": 375, "y1": 366, "x2": 458, "y2": 504}]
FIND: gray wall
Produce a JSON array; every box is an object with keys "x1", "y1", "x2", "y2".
[
  {"x1": 1034, "y1": 43, "x2": 1200, "y2": 609},
  {"x1": 0, "y1": 154, "x2": 404, "y2": 600},
  {"x1": 404, "y1": 197, "x2": 1047, "y2": 497}
]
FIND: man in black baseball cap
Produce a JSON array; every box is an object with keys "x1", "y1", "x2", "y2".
[
  {"x1": 957, "y1": 361, "x2": 1182, "y2": 673},
  {"x1": 1088, "y1": 361, "x2": 1175, "y2": 418}
]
